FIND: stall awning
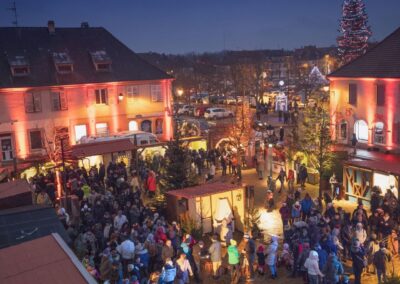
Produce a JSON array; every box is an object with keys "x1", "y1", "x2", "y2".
[
  {"x1": 166, "y1": 182, "x2": 242, "y2": 199},
  {"x1": 345, "y1": 159, "x2": 400, "y2": 176},
  {"x1": 0, "y1": 180, "x2": 31, "y2": 200}
]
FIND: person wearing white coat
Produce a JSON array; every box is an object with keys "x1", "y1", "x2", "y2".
[{"x1": 266, "y1": 235, "x2": 279, "y2": 279}]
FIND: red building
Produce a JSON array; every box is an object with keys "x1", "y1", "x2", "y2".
[
  {"x1": 0, "y1": 21, "x2": 173, "y2": 171},
  {"x1": 329, "y1": 27, "x2": 400, "y2": 152}
]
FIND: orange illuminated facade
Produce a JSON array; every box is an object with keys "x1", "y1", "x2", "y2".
[
  {"x1": 328, "y1": 27, "x2": 400, "y2": 153},
  {"x1": 0, "y1": 22, "x2": 173, "y2": 168}
]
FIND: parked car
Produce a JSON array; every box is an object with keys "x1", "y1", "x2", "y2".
[
  {"x1": 204, "y1": 107, "x2": 234, "y2": 119},
  {"x1": 194, "y1": 105, "x2": 210, "y2": 117},
  {"x1": 177, "y1": 105, "x2": 195, "y2": 116}
]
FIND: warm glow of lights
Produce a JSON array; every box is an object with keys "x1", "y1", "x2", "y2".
[
  {"x1": 55, "y1": 169, "x2": 62, "y2": 198},
  {"x1": 258, "y1": 209, "x2": 283, "y2": 239}
]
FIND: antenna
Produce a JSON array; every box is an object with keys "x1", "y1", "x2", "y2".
[{"x1": 8, "y1": 1, "x2": 18, "y2": 27}]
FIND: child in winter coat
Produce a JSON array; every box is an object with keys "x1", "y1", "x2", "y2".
[
  {"x1": 279, "y1": 243, "x2": 294, "y2": 270},
  {"x1": 256, "y1": 245, "x2": 266, "y2": 275}
]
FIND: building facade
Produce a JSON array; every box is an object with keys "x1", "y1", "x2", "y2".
[
  {"x1": 329, "y1": 27, "x2": 400, "y2": 152},
  {"x1": 0, "y1": 22, "x2": 173, "y2": 168}
]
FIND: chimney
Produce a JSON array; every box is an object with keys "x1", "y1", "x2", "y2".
[
  {"x1": 81, "y1": 22, "x2": 89, "y2": 28},
  {"x1": 47, "y1": 20, "x2": 55, "y2": 34}
]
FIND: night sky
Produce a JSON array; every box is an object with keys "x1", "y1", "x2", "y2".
[{"x1": 0, "y1": 0, "x2": 399, "y2": 54}]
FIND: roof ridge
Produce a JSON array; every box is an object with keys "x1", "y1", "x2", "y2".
[{"x1": 328, "y1": 26, "x2": 400, "y2": 78}]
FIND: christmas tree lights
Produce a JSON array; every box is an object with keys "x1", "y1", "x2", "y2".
[{"x1": 337, "y1": 0, "x2": 371, "y2": 64}]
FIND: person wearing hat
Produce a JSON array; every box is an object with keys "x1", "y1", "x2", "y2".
[
  {"x1": 292, "y1": 201, "x2": 302, "y2": 223},
  {"x1": 266, "y1": 236, "x2": 279, "y2": 279},
  {"x1": 350, "y1": 239, "x2": 366, "y2": 284},
  {"x1": 117, "y1": 237, "x2": 135, "y2": 277},
  {"x1": 373, "y1": 242, "x2": 392, "y2": 284},
  {"x1": 208, "y1": 234, "x2": 222, "y2": 279},
  {"x1": 242, "y1": 233, "x2": 256, "y2": 281},
  {"x1": 304, "y1": 250, "x2": 324, "y2": 284},
  {"x1": 227, "y1": 239, "x2": 240, "y2": 283}
]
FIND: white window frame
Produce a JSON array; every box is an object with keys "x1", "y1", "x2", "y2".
[
  {"x1": 74, "y1": 124, "x2": 87, "y2": 143},
  {"x1": 126, "y1": 85, "x2": 139, "y2": 99},
  {"x1": 95, "y1": 122, "x2": 109, "y2": 137},
  {"x1": 95, "y1": 89, "x2": 108, "y2": 104},
  {"x1": 151, "y1": 85, "x2": 162, "y2": 102}
]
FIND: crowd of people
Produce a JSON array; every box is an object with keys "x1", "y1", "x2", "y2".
[
  {"x1": 278, "y1": 185, "x2": 399, "y2": 284},
  {"x1": 28, "y1": 146, "x2": 400, "y2": 284}
]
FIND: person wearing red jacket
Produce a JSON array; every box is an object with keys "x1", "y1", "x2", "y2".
[{"x1": 146, "y1": 170, "x2": 157, "y2": 198}]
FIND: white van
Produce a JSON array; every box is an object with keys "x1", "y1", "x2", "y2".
[{"x1": 79, "y1": 130, "x2": 159, "y2": 145}]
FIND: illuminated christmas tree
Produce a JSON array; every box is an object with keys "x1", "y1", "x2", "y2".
[{"x1": 337, "y1": 0, "x2": 371, "y2": 64}]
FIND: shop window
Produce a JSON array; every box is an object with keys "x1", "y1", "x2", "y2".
[
  {"x1": 354, "y1": 120, "x2": 368, "y2": 142},
  {"x1": 74, "y1": 125, "x2": 87, "y2": 142},
  {"x1": 29, "y1": 130, "x2": 43, "y2": 150},
  {"x1": 374, "y1": 122, "x2": 384, "y2": 144},
  {"x1": 141, "y1": 120, "x2": 152, "y2": 133},
  {"x1": 128, "y1": 120, "x2": 138, "y2": 131},
  {"x1": 96, "y1": 123, "x2": 109, "y2": 136},
  {"x1": 155, "y1": 119, "x2": 163, "y2": 134},
  {"x1": 349, "y1": 83, "x2": 357, "y2": 106},
  {"x1": 340, "y1": 120, "x2": 347, "y2": 140}
]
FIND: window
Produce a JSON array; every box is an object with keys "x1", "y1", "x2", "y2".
[
  {"x1": 24, "y1": 92, "x2": 42, "y2": 113},
  {"x1": 151, "y1": 85, "x2": 162, "y2": 102},
  {"x1": 29, "y1": 130, "x2": 43, "y2": 150},
  {"x1": 374, "y1": 122, "x2": 384, "y2": 144},
  {"x1": 155, "y1": 119, "x2": 163, "y2": 134},
  {"x1": 9, "y1": 55, "x2": 30, "y2": 77},
  {"x1": 377, "y1": 84, "x2": 385, "y2": 106},
  {"x1": 95, "y1": 89, "x2": 108, "y2": 104},
  {"x1": 95, "y1": 123, "x2": 109, "y2": 136},
  {"x1": 340, "y1": 120, "x2": 347, "y2": 140},
  {"x1": 51, "y1": 92, "x2": 68, "y2": 111},
  {"x1": 90, "y1": 50, "x2": 112, "y2": 72},
  {"x1": 141, "y1": 120, "x2": 152, "y2": 133},
  {"x1": 126, "y1": 86, "x2": 139, "y2": 99},
  {"x1": 354, "y1": 120, "x2": 368, "y2": 142},
  {"x1": 349, "y1": 83, "x2": 357, "y2": 106},
  {"x1": 53, "y1": 52, "x2": 73, "y2": 74},
  {"x1": 128, "y1": 120, "x2": 138, "y2": 131},
  {"x1": 74, "y1": 125, "x2": 87, "y2": 142}
]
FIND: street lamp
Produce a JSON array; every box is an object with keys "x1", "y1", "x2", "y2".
[
  {"x1": 323, "y1": 86, "x2": 329, "y2": 92},
  {"x1": 118, "y1": 93, "x2": 124, "y2": 102},
  {"x1": 177, "y1": 88, "x2": 184, "y2": 97}
]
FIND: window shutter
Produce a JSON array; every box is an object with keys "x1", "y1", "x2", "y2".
[
  {"x1": 33, "y1": 93, "x2": 42, "y2": 112},
  {"x1": 51, "y1": 92, "x2": 60, "y2": 111},
  {"x1": 95, "y1": 89, "x2": 100, "y2": 104},
  {"x1": 102, "y1": 89, "x2": 108, "y2": 104},
  {"x1": 377, "y1": 84, "x2": 385, "y2": 106},
  {"x1": 24, "y1": 93, "x2": 34, "y2": 113},
  {"x1": 349, "y1": 84, "x2": 357, "y2": 105},
  {"x1": 59, "y1": 92, "x2": 68, "y2": 110}
]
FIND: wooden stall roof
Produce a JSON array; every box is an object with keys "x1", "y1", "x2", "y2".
[
  {"x1": 0, "y1": 180, "x2": 31, "y2": 199},
  {"x1": 0, "y1": 205, "x2": 70, "y2": 249},
  {"x1": 0, "y1": 233, "x2": 96, "y2": 284},
  {"x1": 166, "y1": 182, "x2": 243, "y2": 199},
  {"x1": 71, "y1": 138, "x2": 166, "y2": 159},
  {"x1": 345, "y1": 159, "x2": 400, "y2": 176}
]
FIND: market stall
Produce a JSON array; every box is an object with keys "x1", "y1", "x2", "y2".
[
  {"x1": 343, "y1": 159, "x2": 400, "y2": 205},
  {"x1": 165, "y1": 182, "x2": 246, "y2": 234}
]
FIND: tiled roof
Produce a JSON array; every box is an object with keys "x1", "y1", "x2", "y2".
[
  {"x1": 166, "y1": 182, "x2": 243, "y2": 199},
  {"x1": 0, "y1": 234, "x2": 96, "y2": 284},
  {"x1": 0, "y1": 26, "x2": 172, "y2": 88},
  {"x1": 329, "y1": 27, "x2": 400, "y2": 78}
]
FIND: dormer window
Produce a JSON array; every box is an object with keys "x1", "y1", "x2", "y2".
[
  {"x1": 90, "y1": 50, "x2": 112, "y2": 72},
  {"x1": 8, "y1": 55, "x2": 30, "y2": 77},
  {"x1": 53, "y1": 52, "x2": 73, "y2": 74}
]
